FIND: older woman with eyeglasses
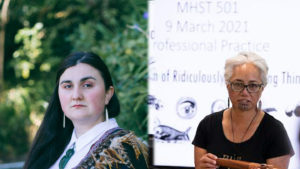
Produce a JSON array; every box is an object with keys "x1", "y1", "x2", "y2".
[{"x1": 193, "y1": 52, "x2": 294, "y2": 169}]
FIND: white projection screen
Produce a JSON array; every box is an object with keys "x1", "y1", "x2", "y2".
[{"x1": 148, "y1": 0, "x2": 300, "y2": 168}]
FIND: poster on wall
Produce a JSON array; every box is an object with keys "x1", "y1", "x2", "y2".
[{"x1": 148, "y1": 0, "x2": 300, "y2": 168}]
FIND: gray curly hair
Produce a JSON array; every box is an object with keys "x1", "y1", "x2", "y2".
[{"x1": 224, "y1": 52, "x2": 269, "y2": 86}]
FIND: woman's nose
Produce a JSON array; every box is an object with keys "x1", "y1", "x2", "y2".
[
  {"x1": 240, "y1": 86, "x2": 250, "y2": 95},
  {"x1": 72, "y1": 87, "x2": 83, "y2": 100}
]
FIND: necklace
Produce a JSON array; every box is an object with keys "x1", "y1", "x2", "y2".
[{"x1": 230, "y1": 108, "x2": 258, "y2": 143}]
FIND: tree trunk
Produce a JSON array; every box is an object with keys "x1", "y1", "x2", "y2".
[{"x1": 0, "y1": 0, "x2": 11, "y2": 92}]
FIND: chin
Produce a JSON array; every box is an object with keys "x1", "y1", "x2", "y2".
[
  {"x1": 66, "y1": 113, "x2": 89, "y2": 121},
  {"x1": 237, "y1": 103, "x2": 252, "y2": 111},
  {"x1": 70, "y1": 115, "x2": 104, "y2": 124}
]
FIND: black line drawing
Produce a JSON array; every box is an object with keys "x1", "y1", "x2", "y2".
[
  {"x1": 154, "y1": 119, "x2": 191, "y2": 143},
  {"x1": 147, "y1": 95, "x2": 163, "y2": 110},
  {"x1": 263, "y1": 108, "x2": 277, "y2": 113},
  {"x1": 286, "y1": 104, "x2": 300, "y2": 117},
  {"x1": 176, "y1": 97, "x2": 197, "y2": 119},
  {"x1": 154, "y1": 124, "x2": 191, "y2": 142},
  {"x1": 294, "y1": 105, "x2": 300, "y2": 117},
  {"x1": 211, "y1": 99, "x2": 227, "y2": 114}
]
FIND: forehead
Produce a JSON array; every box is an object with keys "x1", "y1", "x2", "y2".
[
  {"x1": 230, "y1": 63, "x2": 261, "y2": 82},
  {"x1": 59, "y1": 63, "x2": 103, "y2": 82}
]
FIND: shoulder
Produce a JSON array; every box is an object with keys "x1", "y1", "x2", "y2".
[
  {"x1": 108, "y1": 128, "x2": 146, "y2": 147},
  {"x1": 108, "y1": 128, "x2": 148, "y2": 158},
  {"x1": 199, "y1": 110, "x2": 224, "y2": 126},
  {"x1": 260, "y1": 113, "x2": 289, "y2": 139},
  {"x1": 194, "y1": 110, "x2": 224, "y2": 135},
  {"x1": 260, "y1": 113, "x2": 295, "y2": 157},
  {"x1": 192, "y1": 110, "x2": 224, "y2": 147},
  {"x1": 260, "y1": 113, "x2": 291, "y2": 145},
  {"x1": 208, "y1": 110, "x2": 224, "y2": 119},
  {"x1": 77, "y1": 128, "x2": 148, "y2": 169},
  {"x1": 261, "y1": 113, "x2": 285, "y2": 129}
]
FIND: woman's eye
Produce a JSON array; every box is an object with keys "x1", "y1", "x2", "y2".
[
  {"x1": 237, "y1": 83, "x2": 244, "y2": 87},
  {"x1": 83, "y1": 83, "x2": 93, "y2": 88},
  {"x1": 234, "y1": 83, "x2": 244, "y2": 88},
  {"x1": 63, "y1": 84, "x2": 72, "y2": 89},
  {"x1": 249, "y1": 84, "x2": 259, "y2": 88}
]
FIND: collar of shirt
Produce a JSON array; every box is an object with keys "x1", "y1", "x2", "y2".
[
  {"x1": 69, "y1": 118, "x2": 118, "y2": 152},
  {"x1": 49, "y1": 118, "x2": 118, "y2": 169}
]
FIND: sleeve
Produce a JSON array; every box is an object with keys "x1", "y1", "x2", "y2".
[
  {"x1": 265, "y1": 120, "x2": 295, "y2": 159},
  {"x1": 108, "y1": 133, "x2": 148, "y2": 169},
  {"x1": 75, "y1": 130, "x2": 148, "y2": 169},
  {"x1": 122, "y1": 141, "x2": 148, "y2": 169},
  {"x1": 192, "y1": 115, "x2": 210, "y2": 149}
]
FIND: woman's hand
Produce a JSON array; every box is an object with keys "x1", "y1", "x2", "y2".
[
  {"x1": 194, "y1": 146, "x2": 218, "y2": 169},
  {"x1": 199, "y1": 153, "x2": 218, "y2": 169}
]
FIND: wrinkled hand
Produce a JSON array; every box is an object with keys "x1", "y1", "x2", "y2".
[{"x1": 198, "y1": 153, "x2": 218, "y2": 169}]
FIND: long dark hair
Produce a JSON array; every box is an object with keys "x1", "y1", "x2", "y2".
[{"x1": 23, "y1": 52, "x2": 120, "y2": 169}]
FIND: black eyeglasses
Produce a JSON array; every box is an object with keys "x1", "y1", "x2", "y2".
[{"x1": 229, "y1": 81, "x2": 264, "y2": 93}]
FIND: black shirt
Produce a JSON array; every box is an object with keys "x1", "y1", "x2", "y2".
[{"x1": 192, "y1": 110, "x2": 294, "y2": 165}]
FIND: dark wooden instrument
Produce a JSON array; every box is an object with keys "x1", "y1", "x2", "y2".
[{"x1": 216, "y1": 158, "x2": 281, "y2": 169}]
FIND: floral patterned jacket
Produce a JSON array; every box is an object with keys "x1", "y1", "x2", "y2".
[{"x1": 74, "y1": 127, "x2": 148, "y2": 169}]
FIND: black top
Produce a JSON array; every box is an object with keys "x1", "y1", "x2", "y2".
[{"x1": 192, "y1": 110, "x2": 294, "y2": 165}]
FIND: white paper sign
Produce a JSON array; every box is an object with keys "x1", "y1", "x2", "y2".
[{"x1": 148, "y1": 0, "x2": 300, "y2": 168}]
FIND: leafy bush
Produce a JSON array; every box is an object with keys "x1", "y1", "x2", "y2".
[
  {"x1": 1, "y1": 0, "x2": 147, "y2": 162},
  {"x1": 0, "y1": 88, "x2": 31, "y2": 162},
  {"x1": 68, "y1": 21, "x2": 148, "y2": 138}
]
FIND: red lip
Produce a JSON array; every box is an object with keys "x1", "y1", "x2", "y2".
[
  {"x1": 237, "y1": 99, "x2": 250, "y2": 103},
  {"x1": 72, "y1": 104, "x2": 86, "y2": 108}
]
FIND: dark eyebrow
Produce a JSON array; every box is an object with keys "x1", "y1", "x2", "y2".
[
  {"x1": 232, "y1": 79, "x2": 243, "y2": 83},
  {"x1": 232, "y1": 79, "x2": 261, "y2": 84},
  {"x1": 243, "y1": 80, "x2": 261, "y2": 84},
  {"x1": 60, "y1": 80, "x2": 72, "y2": 85},
  {"x1": 80, "y1": 76, "x2": 96, "y2": 82},
  {"x1": 59, "y1": 76, "x2": 96, "y2": 85}
]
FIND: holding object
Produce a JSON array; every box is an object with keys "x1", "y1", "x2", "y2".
[{"x1": 216, "y1": 158, "x2": 280, "y2": 169}]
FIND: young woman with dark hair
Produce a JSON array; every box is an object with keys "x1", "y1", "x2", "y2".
[{"x1": 23, "y1": 52, "x2": 148, "y2": 169}]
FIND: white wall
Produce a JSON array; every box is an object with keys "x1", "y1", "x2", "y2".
[{"x1": 148, "y1": 0, "x2": 300, "y2": 168}]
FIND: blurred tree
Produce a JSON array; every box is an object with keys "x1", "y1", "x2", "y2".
[
  {"x1": 0, "y1": 0, "x2": 147, "y2": 163},
  {"x1": 0, "y1": 87, "x2": 31, "y2": 162},
  {"x1": 0, "y1": 0, "x2": 11, "y2": 92}
]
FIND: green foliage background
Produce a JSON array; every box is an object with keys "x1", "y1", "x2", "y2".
[{"x1": 0, "y1": 0, "x2": 147, "y2": 163}]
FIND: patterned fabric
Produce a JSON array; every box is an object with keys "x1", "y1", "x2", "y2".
[{"x1": 74, "y1": 127, "x2": 148, "y2": 169}]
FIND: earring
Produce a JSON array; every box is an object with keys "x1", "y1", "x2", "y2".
[
  {"x1": 227, "y1": 97, "x2": 230, "y2": 108},
  {"x1": 258, "y1": 100, "x2": 262, "y2": 111},
  {"x1": 106, "y1": 107, "x2": 109, "y2": 123},
  {"x1": 63, "y1": 114, "x2": 66, "y2": 128}
]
